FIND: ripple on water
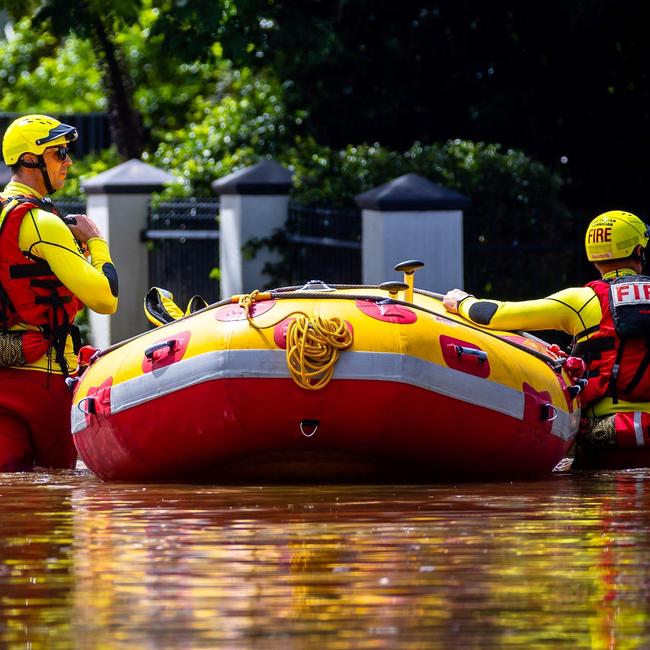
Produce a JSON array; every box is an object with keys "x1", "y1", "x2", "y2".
[{"x1": 1, "y1": 468, "x2": 650, "y2": 648}]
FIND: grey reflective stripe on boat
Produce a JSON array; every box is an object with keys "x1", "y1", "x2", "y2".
[
  {"x1": 71, "y1": 407, "x2": 84, "y2": 434},
  {"x1": 635, "y1": 411, "x2": 644, "y2": 447},
  {"x1": 71, "y1": 349, "x2": 578, "y2": 440}
]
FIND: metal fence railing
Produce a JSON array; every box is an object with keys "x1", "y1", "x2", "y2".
[
  {"x1": 282, "y1": 202, "x2": 587, "y2": 299},
  {"x1": 142, "y1": 199, "x2": 220, "y2": 307},
  {"x1": 464, "y1": 239, "x2": 589, "y2": 301},
  {"x1": 48, "y1": 195, "x2": 588, "y2": 307},
  {"x1": 283, "y1": 202, "x2": 362, "y2": 285}
]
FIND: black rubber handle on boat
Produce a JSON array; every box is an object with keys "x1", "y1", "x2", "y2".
[
  {"x1": 454, "y1": 345, "x2": 488, "y2": 364},
  {"x1": 540, "y1": 403, "x2": 558, "y2": 422},
  {"x1": 144, "y1": 340, "x2": 176, "y2": 360}
]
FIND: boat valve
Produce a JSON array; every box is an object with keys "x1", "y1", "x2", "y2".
[
  {"x1": 299, "y1": 279, "x2": 335, "y2": 292},
  {"x1": 379, "y1": 281, "x2": 409, "y2": 301},
  {"x1": 394, "y1": 260, "x2": 425, "y2": 303}
]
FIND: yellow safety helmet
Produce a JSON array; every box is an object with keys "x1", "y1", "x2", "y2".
[
  {"x1": 2, "y1": 114, "x2": 77, "y2": 166},
  {"x1": 584, "y1": 210, "x2": 650, "y2": 261}
]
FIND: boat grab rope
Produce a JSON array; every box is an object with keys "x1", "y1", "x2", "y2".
[
  {"x1": 94, "y1": 285, "x2": 560, "y2": 376},
  {"x1": 267, "y1": 289, "x2": 565, "y2": 372},
  {"x1": 285, "y1": 314, "x2": 353, "y2": 390},
  {"x1": 237, "y1": 288, "x2": 563, "y2": 373},
  {"x1": 238, "y1": 289, "x2": 262, "y2": 320}
]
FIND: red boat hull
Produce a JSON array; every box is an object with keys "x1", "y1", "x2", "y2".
[{"x1": 73, "y1": 377, "x2": 571, "y2": 482}]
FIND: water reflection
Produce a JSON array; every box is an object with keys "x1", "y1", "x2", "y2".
[{"x1": 2, "y1": 468, "x2": 650, "y2": 648}]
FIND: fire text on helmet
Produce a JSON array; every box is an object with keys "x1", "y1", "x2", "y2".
[{"x1": 587, "y1": 227, "x2": 612, "y2": 244}]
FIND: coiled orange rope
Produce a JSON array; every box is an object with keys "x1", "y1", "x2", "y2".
[
  {"x1": 286, "y1": 315, "x2": 353, "y2": 390},
  {"x1": 237, "y1": 290, "x2": 353, "y2": 389}
]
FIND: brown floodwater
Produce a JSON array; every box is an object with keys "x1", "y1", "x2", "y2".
[{"x1": 1, "y1": 464, "x2": 650, "y2": 649}]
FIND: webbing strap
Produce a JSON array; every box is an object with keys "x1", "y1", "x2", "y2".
[
  {"x1": 9, "y1": 260, "x2": 54, "y2": 279},
  {"x1": 31, "y1": 278, "x2": 65, "y2": 290},
  {"x1": 609, "y1": 339, "x2": 626, "y2": 405},
  {"x1": 573, "y1": 324, "x2": 600, "y2": 343},
  {"x1": 622, "y1": 336, "x2": 650, "y2": 396},
  {"x1": 572, "y1": 335, "x2": 615, "y2": 359}
]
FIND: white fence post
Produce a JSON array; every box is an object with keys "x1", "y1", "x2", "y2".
[
  {"x1": 356, "y1": 173, "x2": 469, "y2": 292},
  {"x1": 82, "y1": 159, "x2": 175, "y2": 347},
  {"x1": 212, "y1": 160, "x2": 293, "y2": 298}
]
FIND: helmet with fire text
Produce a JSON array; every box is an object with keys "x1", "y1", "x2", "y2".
[{"x1": 584, "y1": 210, "x2": 650, "y2": 262}]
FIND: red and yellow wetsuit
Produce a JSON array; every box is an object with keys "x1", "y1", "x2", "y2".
[
  {"x1": 456, "y1": 268, "x2": 650, "y2": 421},
  {"x1": 0, "y1": 181, "x2": 118, "y2": 470}
]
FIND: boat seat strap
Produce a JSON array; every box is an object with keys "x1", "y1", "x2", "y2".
[{"x1": 144, "y1": 287, "x2": 184, "y2": 327}]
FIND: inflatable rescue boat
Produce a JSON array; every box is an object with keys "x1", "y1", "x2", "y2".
[{"x1": 70, "y1": 262, "x2": 582, "y2": 481}]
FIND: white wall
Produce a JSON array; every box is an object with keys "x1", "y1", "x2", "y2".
[
  {"x1": 86, "y1": 193, "x2": 150, "y2": 348},
  {"x1": 362, "y1": 209, "x2": 464, "y2": 292},
  {"x1": 219, "y1": 194, "x2": 289, "y2": 298}
]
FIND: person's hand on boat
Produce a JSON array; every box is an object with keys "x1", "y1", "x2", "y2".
[{"x1": 443, "y1": 289, "x2": 472, "y2": 313}]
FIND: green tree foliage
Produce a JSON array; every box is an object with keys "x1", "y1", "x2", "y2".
[
  {"x1": 150, "y1": 66, "x2": 301, "y2": 196},
  {"x1": 2, "y1": 0, "x2": 146, "y2": 158},
  {"x1": 118, "y1": 5, "x2": 223, "y2": 133},
  {"x1": 0, "y1": 0, "x2": 584, "y2": 304},
  {"x1": 206, "y1": 0, "x2": 650, "y2": 220},
  {"x1": 3, "y1": 0, "x2": 649, "y2": 220},
  {"x1": 57, "y1": 147, "x2": 122, "y2": 198},
  {"x1": 0, "y1": 18, "x2": 105, "y2": 112},
  {"x1": 284, "y1": 138, "x2": 571, "y2": 243}
]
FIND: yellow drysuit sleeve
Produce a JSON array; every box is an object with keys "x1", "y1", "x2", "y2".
[
  {"x1": 457, "y1": 287, "x2": 601, "y2": 338},
  {"x1": 19, "y1": 208, "x2": 118, "y2": 314},
  {"x1": 456, "y1": 285, "x2": 650, "y2": 416}
]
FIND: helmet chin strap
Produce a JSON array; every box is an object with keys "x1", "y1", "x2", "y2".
[
  {"x1": 18, "y1": 155, "x2": 55, "y2": 194},
  {"x1": 36, "y1": 154, "x2": 55, "y2": 195}
]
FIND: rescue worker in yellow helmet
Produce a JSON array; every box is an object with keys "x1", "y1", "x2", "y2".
[
  {"x1": 443, "y1": 210, "x2": 650, "y2": 465},
  {"x1": 0, "y1": 114, "x2": 118, "y2": 471}
]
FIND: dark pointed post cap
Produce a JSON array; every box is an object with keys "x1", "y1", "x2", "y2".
[
  {"x1": 355, "y1": 173, "x2": 469, "y2": 211},
  {"x1": 212, "y1": 160, "x2": 293, "y2": 196}
]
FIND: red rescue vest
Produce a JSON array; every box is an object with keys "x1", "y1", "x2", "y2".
[
  {"x1": 573, "y1": 277, "x2": 650, "y2": 405},
  {"x1": 0, "y1": 195, "x2": 82, "y2": 372}
]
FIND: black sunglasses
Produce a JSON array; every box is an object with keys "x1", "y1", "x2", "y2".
[{"x1": 48, "y1": 145, "x2": 71, "y2": 160}]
